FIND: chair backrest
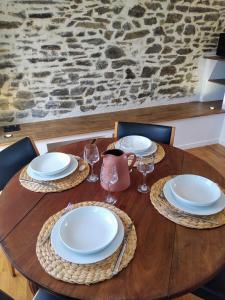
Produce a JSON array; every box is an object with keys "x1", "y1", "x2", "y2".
[
  {"x1": 114, "y1": 121, "x2": 175, "y2": 145},
  {"x1": 0, "y1": 137, "x2": 38, "y2": 190},
  {"x1": 0, "y1": 289, "x2": 14, "y2": 300}
]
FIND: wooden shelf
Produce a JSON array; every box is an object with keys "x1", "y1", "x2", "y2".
[
  {"x1": 0, "y1": 100, "x2": 224, "y2": 147},
  {"x1": 208, "y1": 79, "x2": 225, "y2": 85},
  {"x1": 204, "y1": 55, "x2": 225, "y2": 61}
]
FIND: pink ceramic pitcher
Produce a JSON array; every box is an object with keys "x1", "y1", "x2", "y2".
[{"x1": 101, "y1": 149, "x2": 136, "y2": 192}]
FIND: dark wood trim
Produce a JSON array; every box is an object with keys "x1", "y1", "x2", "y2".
[
  {"x1": 208, "y1": 79, "x2": 225, "y2": 85},
  {"x1": 204, "y1": 55, "x2": 225, "y2": 61}
]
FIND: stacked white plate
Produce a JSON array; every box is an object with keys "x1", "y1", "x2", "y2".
[
  {"x1": 28, "y1": 152, "x2": 78, "y2": 181},
  {"x1": 115, "y1": 135, "x2": 157, "y2": 157},
  {"x1": 51, "y1": 206, "x2": 125, "y2": 264},
  {"x1": 163, "y1": 174, "x2": 225, "y2": 215}
]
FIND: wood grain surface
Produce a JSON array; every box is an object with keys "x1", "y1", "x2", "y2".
[
  {"x1": 0, "y1": 100, "x2": 224, "y2": 147},
  {"x1": 1, "y1": 139, "x2": 225, "y2": 300}
]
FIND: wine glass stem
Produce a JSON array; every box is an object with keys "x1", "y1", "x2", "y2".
[
  {"x1": 143, "y1": 173, "x2": 147, "y2": 186},
  {"x1": 90, "y1": 163, "x2": 94, "y2": 176},
  {"x1": 108, "y1": 182, "x2": 111, "y2": 199}
]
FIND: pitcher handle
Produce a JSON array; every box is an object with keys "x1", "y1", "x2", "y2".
[{"x1": 126, "y1": 152, "x2": 136, "y2": 170}]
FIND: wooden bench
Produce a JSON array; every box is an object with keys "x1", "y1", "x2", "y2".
[{"x1": 0, "y1": 100, "x2": 224, "y2": 152}]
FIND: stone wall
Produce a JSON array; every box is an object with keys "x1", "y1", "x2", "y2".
[{"x1": 0, "y1": 0, "x2": 225, "y2": 125}]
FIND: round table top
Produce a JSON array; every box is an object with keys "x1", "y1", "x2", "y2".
[{"x1": 1, "y1": 138, "x2": 225, "y2": 300}]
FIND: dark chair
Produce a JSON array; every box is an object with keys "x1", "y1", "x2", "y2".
[
  {"x1": 0, "y1": 289, "x2": 14, "y2": 300},
  {"x1": 34, "y1": 288, "x2": 75, "y2": 300},
  {"x1": 0, "y1": 137, "x2": 38, "y2": 190},
  {"x1": 114, "y1": 121, "x2": 175, "y2": 145},
  {"x1": 193, "y1": 268, "x2": 225, "y2": 300},
  {"x1": 0, "y1": 137, "x2": 38, "y2": 277}
]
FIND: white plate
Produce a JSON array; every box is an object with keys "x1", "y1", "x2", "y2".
[
  {"x1": 60, "y1": 206, "x2": 118, "y2": 254},
  {"x1": 170, "y1": 175, "x2": 221, "y2": 207},
  {"x1": 117, "y1": 135, "x2": 152, "y2": 154},
  {"x1": 51, "y1": 211, "x2": 124, "y2": 264},
  {"x1": 29, "y1": 152, "x2": 71, "y2": 176},
  {"x1": 115, "y1": 141, "x2": 157, "y2": 157},
  {"x1": 163, "y1": 180, "x2": 225, "y2": 216},
  {"x1": 27, "y1": 155, "x2": 78, "y2": 181}
]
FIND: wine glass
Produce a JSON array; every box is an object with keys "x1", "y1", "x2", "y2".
[
  {"x1": 137, "y1": 155, "x2": 154, "y2": 193},
  {"x1": 83, "y1": 144, "x2": 100, "y2": 182},
  {"x1": 100, "y1": 164, "x2": 118, "y2": 205}
]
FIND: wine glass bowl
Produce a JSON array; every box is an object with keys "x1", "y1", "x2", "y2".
[
  {"x1": 100, "y1": 164, "x2": 118, "y2": 205},
  {"x1": 83, "y1": 144, "x2": 100, "y2": 182},
  {"x1": 137, "y1": 156, "x2": 154, "y2": 193}
]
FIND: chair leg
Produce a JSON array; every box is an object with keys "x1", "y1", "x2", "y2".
[
  {"x1": 10, "y1": 263, "x2": 16, "y2": 277},
  {"x1": 28, "y1": 281, "x2": 39, "y2": 295}
]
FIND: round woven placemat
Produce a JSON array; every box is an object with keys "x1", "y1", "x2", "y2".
[
  {"x1": 150, "y1": 176, "x2": 225, "y2": 229},
  {"x1": 36, "y1": 201, "x2": 137, "y2": 284},
  {"x1": 107, "y1": 142, "x2": 165, "y2": 166},
  {"x1": 19, "y1": 158, "x2": 89, "y2": 193}
]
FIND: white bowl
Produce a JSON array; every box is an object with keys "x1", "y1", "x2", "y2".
[
  {"x1": 170, "y1": 174, "x2": 221, "y2": 207},
  {"x1": 59, "y1": 206, "x2": 118, "y2": 254},
  {"x1": 29, "y1": 152, "x2": 71, "y2": 176},
  {"x1": 119, "y1": 135, "x2": 152, "y2": 154}
]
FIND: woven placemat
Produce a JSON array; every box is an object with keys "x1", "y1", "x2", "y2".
[
  {"x1": 19, "y1": 157, "x2": 89, "y2": 193},
  {"x1": 150, "y1": 176, "x2": 225, "y2": 229},
  {"x1": 36, "y1": 201, "x2": 137, "y2": 284},
  {"x1": 107, "y1": 142, "x2": 165, "y2": 166}
]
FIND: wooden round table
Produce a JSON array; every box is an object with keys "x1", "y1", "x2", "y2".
[{"x1": 1, "y1": 138, "x2": 225, "y2": 300}]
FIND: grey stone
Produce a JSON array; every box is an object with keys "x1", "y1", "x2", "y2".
[
  {"x1": 104, "y1": 31, "x2": 113, "y2": 40},
  {"x1": 15, "y1": 111, "x2": 29, "y2": 119},
  {"x1": 104, "y1": 72, "x2": 114, "y2": 78},
  {"x1": 158, "y1": 86, "x2": 186, "y2": 95},
  {"x1": 16, "y1": 91, "x2": 33, "y2": 99},
  {"x1": 130, "y1": 85, "x2": 139, "y2": 93},
  {"x1": 13, "y1": 100, "x2": 35, "y2": 110},
  {"x1": 0, "y1": 112, "x2": 14, "y2": 123},
  {"x1": 32, "y1": 109, "x2": 49, "y2": 118},
  {"x1": 82, "y1": 38, "x2": 105, "y2": 45},
  {"x1": 34, "y1": 92, "x2": 48, "y2": 98},
  {"x1": 76, "y1": 60, "x2": 92, "y2": 66},
  {"x1": 153, "y1": 26, "x2": 165, "y2": 36},
  {"x1": 147, "y1": 37, "x2": 155, "y2": 44},
  {"x1": 91, "y1": 53, "x2": 101, "y2": 58},
  {"x1": 172, "y1": 56, "x2": 186, "y2": 64},
  {"x1": 80, "y1": 105, "x2": 97, "y2": 112},
  {"x1": 59, "y1": 101, "x2": 75, "y2": 109},
  {"x1": 96, "y1": 60, "x2": 108, "y2": 70},
  {"x1": 50, "y1": 88, "x2": 69, "y2": 96},
  {"x1": 33, "y1": 71, "x2": 51, "y2": 78},
  {"x1": 184, "y1": 24, "x2": 195, "y2": 35},
  {"x1": 0, "y1": 21, "x2": 22, "y2": 29},
  {"x1": 41, "y1": 45, "x2": 60, "y2": 50},
  {"x1": 185, "y1": 16, "x2": 191, "y2": 23},
  {"x1": 144, "y1": 17, "x2": 157, "y2": 25},
  {"x1": 80, "y1": 80, "x2": 94, "y2": 86},
  {"x1": 124, "y1": 30, "x2": 149, "y2": 40},
  {"x1": 0, "y1": 62, "x2": 15, "y2": 69},
  {"x1": 123, "y1": 22, "x2": 132, "y2": 31},
  {"x1": 29, "y1": 13, "x2": 53, "y2": 18},
  {"x1": 76, "y1": 22, "x2": 106, "y2": 29},
  {"x1": 162, "y1": 46, "x2": 173, "y2": 54},
  {"x1": 132, "y1": 20, "x2": 141, "y2": 28},
  {"x1": 85, "y1": 87, "x2": 95, "y2": 96},
  {"x1": 113, "y1": 6, "x2": 124, "y2": 14},
  {"x1": 96, "y1": 85, "x2": 105, "y2": 91},
  {"x1": 138, "y1": 92, "x2": 151, "y2": 98},
  {"x1": 105, "y1": 46, "x2": 125, "y2": 59},
  {"x1": 204, "y1": 14, "x2": 219, "y2": 21},
  {"x1": 126, "y1": 68, "x2": 135, "y2": 79},
  {"x1": 68, "y1": 51, "x2": 85, "y2": 56},
  {"x1": 189, "y1": 6, "x2": 217, "y2": 13},
  {"x1": 71, "y1": 86, "x2": 86, "y2": 95},
  {"x1": 128, "y1": 5, "x2": 145, "y2": 18},
  {"x1": 0, "y1": 74, "x2": 9, "y2": 88},
  {"x1": 145, "y1": 44, "x2": 162, "y2": 54},
  {"x1": 176, "y1": 5, "x2": 189, "y2": 12},
  {"x1": 94, "y1": 18, "x2": 110, "y2": 24},
  {"x1": 145, "y1": 2, "x2": 162, "y2": 10},
  {"x1": 112, "y1": 60, "x2": 136, "y2": 69},
  {"x1": 164, "y1": 36, "x2": 175, "y2": 43},
  {"x1": 177, "y1": 48, "x2": 192, "y2": 55},
  {"x1": 141, "y1": 66, "x2": 159, "y2": 77},
  {"x1": 176, "y1": 24, "x2": 184, "y2": 34},
  {"x1": 113, "y1": 21, "x2": 121, "y2": 29},
  {"x1": 166, "y1": 13, "x2": 183, "y2": 23},
  {"x1": 95, "y1": 6, "x2": 111, "y2": 14},
  {"x1": 160, "y1": 66, "x2": 176, "y2": 76}
]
